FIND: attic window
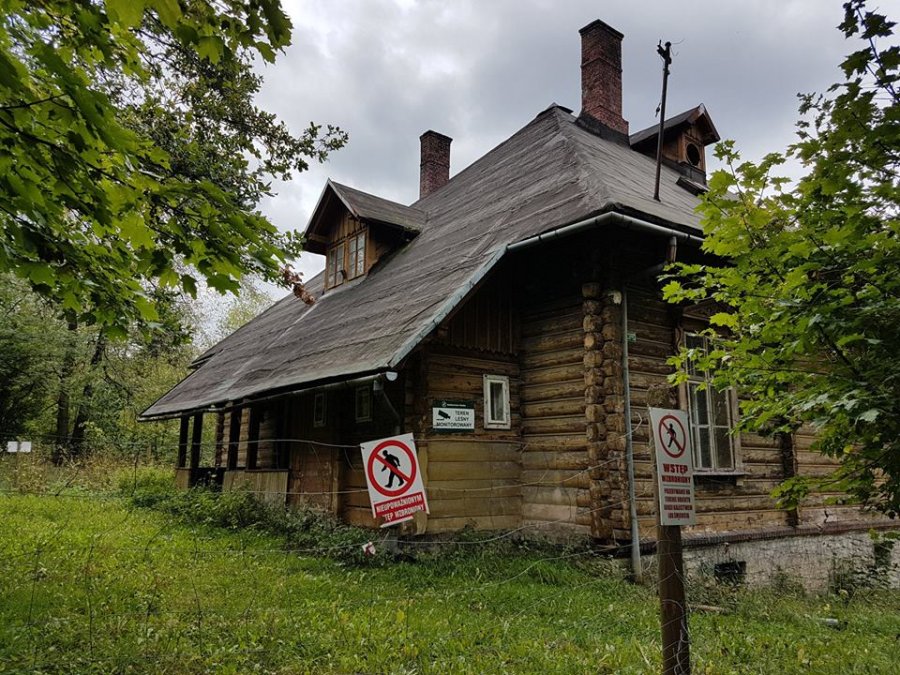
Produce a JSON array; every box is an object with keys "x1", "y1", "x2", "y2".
[
  {"x1": 347, "y1": 231, "x2": 367, "y2": 279},
  {"x1": 686, "y1": 143, "x2": 702, "y2": 168},
  {"x1": 326, "y1": 242, "x2": 345, "y2": 288},
  {"x1": 325, "y1": 228, "x2": 369, "y2": 289}
]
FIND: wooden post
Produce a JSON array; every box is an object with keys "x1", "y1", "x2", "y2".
[
  {"x1": 246, "y1": 406, "x2": 260, "y2": 470},
  {"x1": 189, "y1": 412, "x2": 203, "y2": 470},
  {"x1": 658, "y1": 523, "x2": 690, "y2": 674},
  {"x1": 177, "y1": 417, "x2": 189, "y2": 468},
  {"x1": 226, "y1": 408, "x2": 241, "y2": 470}
]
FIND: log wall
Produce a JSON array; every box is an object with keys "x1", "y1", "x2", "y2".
[{"x1": 519, "y1": 296, "x2": 591, "y2": 537}]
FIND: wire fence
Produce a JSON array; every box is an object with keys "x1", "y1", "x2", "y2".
[{"x1": 1, "y1": 438, "x2": 899, "y2": 673}]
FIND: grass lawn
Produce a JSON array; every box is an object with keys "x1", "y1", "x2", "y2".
[{"x1": 1, "y1": 492, "x2": 898, "y2": 674}]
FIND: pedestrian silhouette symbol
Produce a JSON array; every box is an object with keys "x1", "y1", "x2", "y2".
[
  {"x1": 666, "y1": 422, "x2": 678, "y2": 449},
  {"x1": 380, "y1": 449, "x2": 406, "y2": 488}
]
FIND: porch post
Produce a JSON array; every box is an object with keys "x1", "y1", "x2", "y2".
[
  {"x1": 177, "y1": 416, "x2": 189, "y2": 468},
  {"x1": 189, "y1": 412, "x2": 203, "y2": 469},
  {"x1": 246, "y1": 406, "x2": 260, "y2": 470},
  {"x1": 227, "y1": 407, "x2": 241, "y2": 470}
]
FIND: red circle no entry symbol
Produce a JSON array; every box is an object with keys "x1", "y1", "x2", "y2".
[
  {"x1": 658, "y1": 415, "x2": 687, "y2": 459},
  {"x1": 367, "y1": 439, "x2": 417, "y2": 498}
]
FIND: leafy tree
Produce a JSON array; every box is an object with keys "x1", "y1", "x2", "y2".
[
  {"x1": 0, "y1": 0, "x2": 343, "y2": 337},
  {"x1": 664, "y1": 1, "x2": 900, "y2": 516},
  {"x1": 0, "y1": 275, "x2": 70, "y2": 438}
]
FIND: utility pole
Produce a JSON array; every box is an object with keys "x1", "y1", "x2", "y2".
[{"x1": 653, "y1": 41, "x2": 672, "y2": 202}]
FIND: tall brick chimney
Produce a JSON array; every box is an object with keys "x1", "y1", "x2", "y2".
[
  {"x1": 419, "y1": 130, "x2": 452, "y2": 199},
  {"x1": 579, "y1": 20, "x2": 628, "y2": 135}
]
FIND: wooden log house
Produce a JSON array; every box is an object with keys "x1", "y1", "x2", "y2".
[{"x1": 143, "y1": 19, "x2": 895, "y2": 581}]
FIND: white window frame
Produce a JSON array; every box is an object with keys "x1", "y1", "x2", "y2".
[
  {"x1": 355, "y1": 385, "x2": 372, "y2": 423},
  {"x1": 313, "y1": 392, "x2": 327, "y2": 428},
  {"x1": 483, "y1": 374, "x2": 511, "y2": 430},
  {"x1": 684, "y1": 333, "x2": 740, "y2": 473}
]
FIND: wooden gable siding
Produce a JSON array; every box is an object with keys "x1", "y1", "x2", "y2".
[
  {"x1": 519, "y1": 296, "x2": 592, "y2": 536},
  {"x1": 442, "y1": 271, "x2": 517, "y2": 354}
]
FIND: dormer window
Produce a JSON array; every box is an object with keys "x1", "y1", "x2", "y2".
[
  {"x1": 347, "y1": 231, "x2": 366, "y2": 279},
  {"x1": 325, "y1": 229, "x2": 368, "y2": 289},
  {"x1": 304, "y1": 181, "x2": 424, "y2": 292},
  {"x1": 326, "y1": 241, "x2": 345, "y2": 288}
]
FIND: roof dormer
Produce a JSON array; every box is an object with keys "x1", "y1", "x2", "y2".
[
  {"x1": 629, "y1": 104, "x2": 720, "y2": 186},
  {"x1": 304, "y1": 180, "x2": 425, "y2": 290}
]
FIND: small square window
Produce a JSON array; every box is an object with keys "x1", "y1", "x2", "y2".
[
  {"x1": 355, "y1": 386, "x2": 372, "y2": 422},
  {"x1": 483, "y1": 374, "x2": 510, "y2": 429},
  {"x1": 313, "y1": 392, "x2": 326, "y2": 428}
]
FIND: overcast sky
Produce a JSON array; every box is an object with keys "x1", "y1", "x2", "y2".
[{"x1": 251, "y1": 0, "x2": 898, "y2": 283}]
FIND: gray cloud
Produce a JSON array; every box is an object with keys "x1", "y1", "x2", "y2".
[{"x1": 254, "y1": 0, "x2": 891, "y2": 279}]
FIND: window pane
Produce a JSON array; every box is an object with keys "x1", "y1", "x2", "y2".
[
  {"x1": 697, "y1": 428, "x2": 712, "y2": 469},
  {"x1": 690, "y1": 384, "x2": 709, "y2": 426},
  {"x1": 489, "y1": 381, "x2": 506, "y2": 422},
  {"x1": 715, "y1": 427, "x2": 734, "y2": 469},
  {"x1": 356, "y1": 233, "x2": 366, "y2": 276},
  {"x1": 712, "y1": 387, "x2": 730, "y2": 427}
]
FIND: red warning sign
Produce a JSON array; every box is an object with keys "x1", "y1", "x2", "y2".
[
  {"x1": 360, "y1": 433, "x2": 429, "y2": 527},
  {"x1": 649, "y1": 408, "x2": 696, "y2": 526}
]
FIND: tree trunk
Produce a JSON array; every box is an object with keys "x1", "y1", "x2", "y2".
[
  {"x1": 52, "y1": 320, "x2": 78, "y2": 465},
  {"x1": 70, "y1": 333, "x2": 106, "y2": 459}
]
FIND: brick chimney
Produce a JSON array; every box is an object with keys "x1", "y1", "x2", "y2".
[
  {"x1": 579, "y1": 20, "x2": 628, "y2": 135},
  {"x1": 419, "y1": 130, "x2": 452, "y2": 199}
]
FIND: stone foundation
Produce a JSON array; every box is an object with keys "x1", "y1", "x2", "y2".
[{"x1": 674, "y1": 530, "x2": 900, "y2": 592}]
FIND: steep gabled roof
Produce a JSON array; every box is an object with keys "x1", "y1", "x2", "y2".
[
  {"x1": 629, "y1": 104, "x2": 720, "y2": 148},
  {"x1": 141, "y1": 106, "x2": 705, "y2": 419},
  {"x1": 303, "y1": 180, "x2": 425, "y2": 254}
]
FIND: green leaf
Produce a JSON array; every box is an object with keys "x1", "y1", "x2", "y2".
[
  {"x1": 107, "y1": 0, "x2": 145, "y2": 28},
  {"x1": 148, "y1": 0, "x2": 182, "y2": 28}
]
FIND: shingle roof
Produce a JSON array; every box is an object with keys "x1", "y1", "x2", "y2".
[{"x1": 141, "y1": 106, "x2": 705, "y2": 419}]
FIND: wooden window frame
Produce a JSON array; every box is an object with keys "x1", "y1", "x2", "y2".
[
  {"x1": 347, "y1": 231, "x2": 367, "y2": 280},
  {"x1": 313, "y1": 392, "x2": 327, "y2": 428},
  {"x1": 326, "y1": 242, "x2": 345, "y2": 289},
  {"x1": 683, "y1": 333, "x2": 741, "y2": 473},
  {"x1": 355, "y1": 385, "x2": 373, "y2": 423},
  {"x1": 483, "y1": 374, "x2": 511, "y2": 430},
  {"x1": 325, "y1": 228, "x2": 368, "y2": 289}
]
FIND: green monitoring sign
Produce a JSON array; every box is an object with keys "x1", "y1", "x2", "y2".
[{"x1": 431, "y1": 399, "x2": 475, "y2": 433}]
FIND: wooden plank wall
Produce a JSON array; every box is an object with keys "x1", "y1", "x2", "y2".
[
  {"x1": 519, "y1": 297, "x2": 592, "y2": 537},
  {"x1": 337, "y1": 382, "x2": 407, "y2": 527},
  {"x1": 284, "y1": 392, "x2": 341, "y2": 514},
  {"x1": 416, "y1": 346, "x2": 523, "y2": 533},
  {"x1": 793, "y1": 424, "x2": 883, "y2": 527}
]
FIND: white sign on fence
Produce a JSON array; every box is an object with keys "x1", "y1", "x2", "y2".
[
  {"x1": 6, "y1": 441, "x2": 17, "y2": 453},
  {"x1": 19, "y1": 441, "x2": 31, "y2": 453},
  {"x1": 360, "y1": 433, "x2": 429, "y2": 527},
  {"x1": 648, "y1": 407, "x2": 696, "y2": 526}
]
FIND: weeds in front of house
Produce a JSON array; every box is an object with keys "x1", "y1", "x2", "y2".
[{"x1": 2, "y1": 460, "x2": 900, "y2": 672}]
